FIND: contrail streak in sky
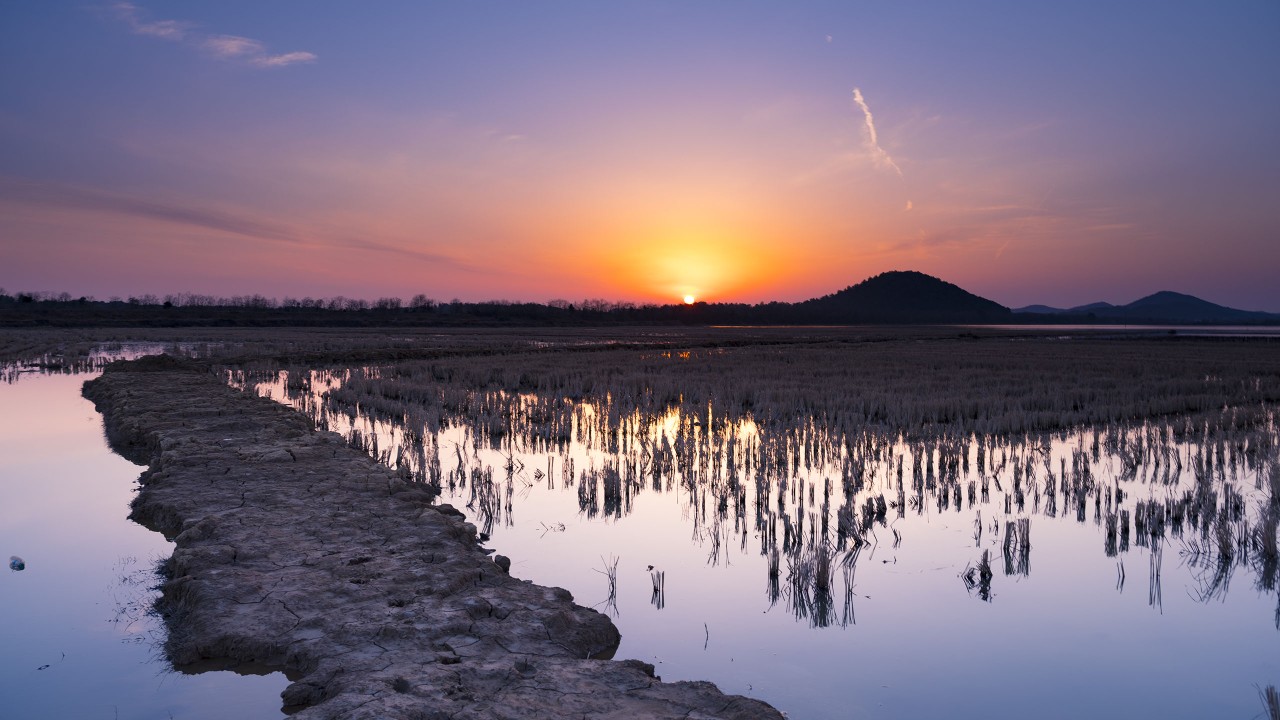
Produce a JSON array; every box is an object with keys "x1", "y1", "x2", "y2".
[{"x1": 853, "y1": 87, "x2": 902, "y2": 175}]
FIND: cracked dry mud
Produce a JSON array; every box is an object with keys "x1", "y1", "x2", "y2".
[{"x1": 82, "y1": 356, "x2": 783, "y2": 720}]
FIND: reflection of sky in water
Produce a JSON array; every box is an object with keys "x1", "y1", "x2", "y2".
[
  {"x1": 0, "y1": 371, "x2": 288, "y2": 719},
  {"x1": 249, "y1": 369, "x2": 1279, "y2": 719}
]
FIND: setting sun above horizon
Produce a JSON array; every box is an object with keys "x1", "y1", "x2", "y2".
[
  {"x1": 683, "y1": 294, "x2": 696, "y2": 305},
  {"x1": 0, "y1": 2, "x2": 1277, "y2": 312}
]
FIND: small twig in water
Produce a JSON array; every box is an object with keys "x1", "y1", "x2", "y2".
[
  {"x1": 1258, "y1": 683, "x2": 1280, "y2": 720},
  {"x1": 650, "y1": 568, "x2": 665, "y2": 609},
  {"x1": 593, "y1": 554, "x2": 620, "y2": 616}
]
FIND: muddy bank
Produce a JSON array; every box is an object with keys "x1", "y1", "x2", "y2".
[{"x1": 83, "y1": 356, "x2": 781, "y2": 719}]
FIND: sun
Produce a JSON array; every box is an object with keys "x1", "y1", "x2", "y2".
[{"x1": 682, "y1": 294, "x2": 696, "y2": 305}]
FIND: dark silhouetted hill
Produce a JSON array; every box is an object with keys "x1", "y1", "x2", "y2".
[
  {"x1": 1070, "y1": 301, "x2": 1116, "y2": 314},
  {"x1": 6, "y1": 273, "x2": 1276, "y2": 327},
  {"x1": 799, "y1": 271, "x2": 1012, "y2": 324},
  {"x1": 1097, "y1": 291, "x2": 1277, "y2": 324},
  {"x1": 1014, "y1": 301, "x2": 1118, "y2": 315},
  {"x1": 1013, "y1": 291, "x2": 1278, "y2": 324}
]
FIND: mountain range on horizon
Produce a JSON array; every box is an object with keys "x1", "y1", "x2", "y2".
[
  {"x1": 1009, "y1": 289, "x2": 1280, "y2": 324},
  {"x1": 799, "y1": 271, "x2": 1280, "y2": 325},
  {"x1": 2, "y1": 270, "x2": 1278, "y2": 327}
]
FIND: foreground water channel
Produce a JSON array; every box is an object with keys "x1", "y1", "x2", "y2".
[
  {"x1": 0, "y1": 352, "x2": 289, "y2": 719},
  {"x1": 238, "y1": 363, "x2": 1280, "y2": 720}
]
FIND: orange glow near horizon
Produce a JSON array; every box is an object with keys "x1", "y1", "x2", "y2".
[
  {"x1": 560, "y1": 189, "x2": 805, "y2": 304},
  {"x1": 606, "y1": 232, "x2": 778, "y2": 304},
  {"x1": 4, "y1": 5, "x2": 1279, "y2": 313}
]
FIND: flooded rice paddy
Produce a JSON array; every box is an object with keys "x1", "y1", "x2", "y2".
[
  {"x1": 2, "y1": 330, "x2": 1277, "y2": 719},
  {"x1": 232, "y1": 338, "x2": 1280, "y2": 719}
]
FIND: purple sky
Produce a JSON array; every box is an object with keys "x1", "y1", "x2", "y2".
[{"x1": 2, "y1": 2, "x2": 1278, "y2": 310}]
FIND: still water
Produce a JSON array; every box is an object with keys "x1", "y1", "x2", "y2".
[
  {"x1": 244, "y1": 367, "x2": 1279, "y2": 720},
  {"x1": 3, "y1": 344, "x2": 1274, "y2": 719},
  {"x1": 0, "y1": 366, "x2": 289, "y2": 719}
]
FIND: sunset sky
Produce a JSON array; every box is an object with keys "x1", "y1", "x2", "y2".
[{"x1": 2, "y1": 2, "x2": 1278, "y2": 310}]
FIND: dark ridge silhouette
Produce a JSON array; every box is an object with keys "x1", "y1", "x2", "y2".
[
  {"x1": 1013, "y1": 291, "x2": 1279, "y2": 324},
  {"x1": 1100, "y1": 291, "x2": 1275, "y2": 323},
  {"x1": 1014, "y1": 301, "x2": 1116, "y2": 315},
  {"x1": 1069, "y1": 301, "x2": 1116, "y2": 314},
  {"x1": 1013, "y1": 304, "x2": 1063, "y2": 314},
  {"x1": 800, "y1": 271, "x2": 1012, "y2": 324},
  {"x1": 3, "y1": 272, "x2": 1277, "y2": 328}
]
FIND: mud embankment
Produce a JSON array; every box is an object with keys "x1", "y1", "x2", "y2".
[{"x1": 83, "y1": 356, "x2": 781, "y2": 720}]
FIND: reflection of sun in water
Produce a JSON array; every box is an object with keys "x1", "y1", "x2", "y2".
[{"x1": 683, "y1": 294, "x2": 696, "y2": 305}]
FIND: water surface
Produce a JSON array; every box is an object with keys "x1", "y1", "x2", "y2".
[
  {"x1": 243, "y1": 366, "x2": 1280, "y2": 719},
  {"x1": 0, "y1": 366, "x2": 289, "y2": 719}
]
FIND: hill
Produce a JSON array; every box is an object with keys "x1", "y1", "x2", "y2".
[
  {"x1": 7, "y1": 274, "x2": 1275, "y2": 328},
  {"x1": 1012, "y1": 291, "x2": 1278, "y2": 324},
  {"x1": 1097, "y1": 291, "x2": 1277, "y2": 324},
  {"x1": 799, "y1": 271, "x2": 1012, "y2": 324},
  {"x1": 1069, "y1": 301, "x2": 1116, "y2": 314},
  {"x1": 1013, "y1": 301, "x2": 1116, "y2": 316},
  {"x1": 1012, "y1": 304, "x2": 1064, "y2": 314}
]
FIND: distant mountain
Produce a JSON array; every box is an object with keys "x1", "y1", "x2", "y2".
[
  {"x1": 800, "y1": 271, "x2": 1012, "y2": 323},
  {"x1": 1069, "y1": 301, "x2": 1116, "y2": 314},
  {"x1": 1012, "y1": 291, "x2": 1278, "y2": 324},
  {"x1": 1013, "y1": 304, "x2": 1065, "y2": 314},
  {"x1": 1013, "y1": 301, "x2": 1115, "y2": 315},
  {"x1": 1099, "y1": 291, "x2": 1277, "y2": 324},
  {"x1": 5, "y1": 271, "x2": 1274, "y2": 328}
]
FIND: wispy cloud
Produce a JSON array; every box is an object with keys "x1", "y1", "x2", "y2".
[
  {"x1": 202, "y1": 36, "x2": 316, "y2": 67},
  {"x1": 203, "y1": 35, "x2": 262, "y2": 59},
  {"x1": 113, "y1": 3, "x2": 315, "y2": 68},
  {"x1": 252, "y1": 51, "x2": 317, "y2": 68},
  {"x1": 852, "y1": 88, "x2": 901, "y2": 175},
  {"x1": 115, "y1": 2, "x2": 191, "y2": 41},
  {"x1": 0, "y1": 178, "x2": 471, "y2": 269},
  {"x1": 4, "y1": 176, "x2": 299, "y2": 242}
]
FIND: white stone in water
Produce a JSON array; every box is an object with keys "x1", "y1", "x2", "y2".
[{"x1": 9, "y1": 555, "x2": 24, "y2": 571}]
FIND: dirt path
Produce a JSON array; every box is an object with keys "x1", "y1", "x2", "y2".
[{"x1": 83, "y1": 356, "x2": 782, "y2": 719}]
